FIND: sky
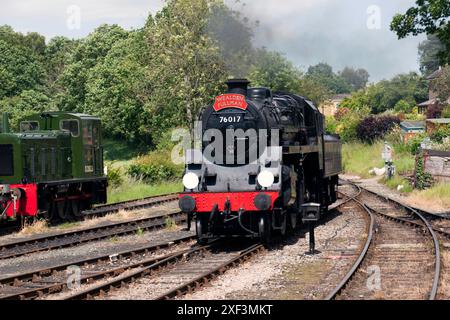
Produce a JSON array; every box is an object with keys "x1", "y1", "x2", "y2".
[{"x1": 0, "y1": 0, "x2": 425, "y2": 82}]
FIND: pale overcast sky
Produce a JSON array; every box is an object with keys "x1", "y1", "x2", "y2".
[{"x1": 0, "y1": 0, "x2": 425, "y2": 81}]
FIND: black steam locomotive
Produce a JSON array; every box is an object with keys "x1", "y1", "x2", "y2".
[{"x1": 179, "y1": 79, "x2": 342, "y2": 243}]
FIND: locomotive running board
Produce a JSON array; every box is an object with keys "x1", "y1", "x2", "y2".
[{"x1": 283, "y1": 145, "x2": 319, "y2": 154}]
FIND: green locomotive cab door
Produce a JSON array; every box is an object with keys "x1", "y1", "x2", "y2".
[{"x1": 82, "y1": 120, "x2": 102, "y2": 176}]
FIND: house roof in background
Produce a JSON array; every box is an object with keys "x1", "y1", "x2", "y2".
[
  {"x1": 400, "y1": 121, "x2": 425, "y2": 130},
  {"x1": 418, "y1": 98, "x2": 438, "y2": 106},
  {"x1": 330, "y1": 94, "x2": 352, "y2": 101},
  {"x1": 426, "y1": 118, "x2": 450, "y2": 124}
]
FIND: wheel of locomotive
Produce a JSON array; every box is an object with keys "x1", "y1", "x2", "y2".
[
  {"x1": 70, "y1": 200, "x2": 83, "y2": 219},
  {"x1": 272, "y1": 212, "x2": 287, "y2": 236},
  {"x1": 57, "y1": 200, "x2": 68, "y2": 221},
  {"x1": 280, "y1": 213, "x2": 287, "y2": 236},
  {"x1": 289, "y1": 210, "x2": 297, "y2": 230},
  {"x1": 42, "y1": 201, "x2": 55, "y2": 222},
  {"x1": 258, "y1": 213, "x2": 272, "y2": 244},
  {"x1": 195, "y1": 217, "x2": 208, "y2": 245}
]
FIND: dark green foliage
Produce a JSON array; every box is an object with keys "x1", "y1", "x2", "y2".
[
  {"x1": 306, "y1": 63, "x2": 352, "y2": 94},
  {"x1": 415, "y1": 152, "x2": 434, "y2": 190},
  {"x1": 0, "y1": 39, "x2": 45, "y2": 98},
  {"x1": 127, "y1": 151, "x2": 184, "y2": 184},
  {"x1": 107, "y1": 166, "x2": 123, "y2": 188},
  {"x1": 339, "y1": 67, "x2": 370, "y2": 91},
  {"x1": 0, "y1": 90, "x2": 52, "y2": 130},
  {"x1": 248, "y1": 49, "x2": 301, "y2": 92},
  {"x1": 418, "y1": 34, "x2": 445, "y2": 76},
  {"x1": 341, "y1": 72, "x2": 428, "y2": 114},
  {"x1": 391, "y1": 0, "x2": 450, "y2": 66},
  {"x1": 430, "y1": 124, "x2": 450, "y2": 142},
  {"x1": 356, "y1": 115, "x2": 401, "y2": 143}
]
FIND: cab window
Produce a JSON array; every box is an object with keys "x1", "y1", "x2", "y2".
[
  {"x1": 60, "y1": 120, "x2": 79, "y2": 137},
  {"x1": 82, "y1": 122, "x2": 93, "y2": 146},
  {"x1": 20, "y1": 121, "x2": 39, "y2": 132}
]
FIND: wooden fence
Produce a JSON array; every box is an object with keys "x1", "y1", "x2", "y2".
[{"x1": 422, "y1": 149, "x2": 450, "y2": 182}]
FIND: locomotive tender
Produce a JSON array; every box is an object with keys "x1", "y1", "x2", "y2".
[
  {"x1": 0, "y1": 112, "x2": 107, "y2": 223},
  {"x1": 179, "y1": 79, "x2": 342, "y2": 243}
]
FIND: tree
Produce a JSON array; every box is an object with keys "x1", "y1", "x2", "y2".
[
  {"x1": 306, "y1": 63, "x2": 352, "y2": 94},
  {"x1": 394, "y1": 99, "x2": 413, "y2": 113},
  {"x1": 340, "y1": 72, "x2": 428, "y2": 114},
  {"x1": 144, "y1": 0, "x2": 227, "y2": 137},
  {"x1": 297, "y1": 76, "x2": 331, "y2": 105},
  {"x1": 430, "y1": 65, "x2": 450, "y2": 102},
  {"x1": 0, "y1": 25, "x2": 46, "y2": 57},
  {"x1": 84, "y1": 32, "x2": 149, "y2": 141},
  {"x1": 391, "y1": 0, "x2": 450, "y2": 66},
  {"x1": 44, "y1": 36, "x2": 79, "y2": 106},
  {"x1": 0, "y1": 90, "x2": 52, "y2": 130},
  {"x1": 418, "y1": 34, "x2": 445, "y2": 75},
  {"x1": 248, "y1": 49, "x2": 301, "y2": 92},
  {"x1": 339, "y1": 67, "x2": 370, "y2": 91},
  {"x1": 59, "y1": 24, "x2": 129, "y2": 112},
  {"x1": 0, "y1": 39, "x2": 45, "y2": 98}
]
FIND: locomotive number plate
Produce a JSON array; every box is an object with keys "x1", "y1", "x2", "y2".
[{"x1": 219, "y1": 115, "x2": 242, "y2": 123}]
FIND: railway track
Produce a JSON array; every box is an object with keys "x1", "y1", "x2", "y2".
[
  {"x1": 55, "y1": 241, "x2": 264, "y2": 300},
  {"x1": 0, "y1": 193, "x2": 179, "y2": 235},
  {"x1": 0, "y1": 234, "x2": 196, "y2": 300},
  {"x1": 327, "y1": 181, "x2": 441, "y2": 300},
  {"x1": 60, "y1": 190, "x2": 367, "y2": 301},
  {"x1": 0, "y1": 211, "x2": 186, "y2": 260},
  {"x1": 81, "y1": 193, "x2": 178, "y2": 219}
]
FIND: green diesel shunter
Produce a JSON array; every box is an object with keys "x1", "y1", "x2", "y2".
[{"x1": 0, "y1": 112, "x2": 107, "y2": 222}]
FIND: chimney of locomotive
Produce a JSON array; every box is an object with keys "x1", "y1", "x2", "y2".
[{"x1": 225, "y1": 79, "x2": 250, "y2": 96}]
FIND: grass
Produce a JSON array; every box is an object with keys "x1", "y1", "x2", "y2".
[
  {"x1": 165, "y1": 217, "x2": 177, "y2": 230},
  {"x1": 381, "y1": 176, "x2": 413, "y2": 193},
  {"x1": 342, "y1": 141, "x2": 415, "y2": 178},
  {"x1": 107, "y1": 177, "x2": 183, "y2": 204},
  {"x1": 19, "y1": 219, "x2": 49, "y2": 235},
  {"x1": 342, "y1": 141, "x2": 385, "y2": 178},
  {"x1": 103, "y1": 138, "x2": 151, "y2": 161},
  {"x1": 58, "y1": 222, "x2": 80, "y2": 229},
  {"x1": 136, "y1": 227, "x2": 144, "y2": 236},
  {"x1": 408, "y1": 183, "x2": 450, "y2": 210}
]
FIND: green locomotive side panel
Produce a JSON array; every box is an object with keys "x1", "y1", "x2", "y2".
[
  {"x1": 21, "y1": 112, "x2": 105, "y2": 181},
  {"x1": 20, "y1": 131, "x2": 72, "y2": 182}
]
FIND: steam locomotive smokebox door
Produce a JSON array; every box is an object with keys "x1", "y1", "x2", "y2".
[{"x1": 301, "y1": 203, "x2": 321, "y2": 222}]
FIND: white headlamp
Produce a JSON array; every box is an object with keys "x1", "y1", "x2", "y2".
[
  {"x1": 183, "y1": 172, "x2": 200, "y2": 190},
  {"x1": 257, "y1": 171, "x2": 275, "y2": 188}
]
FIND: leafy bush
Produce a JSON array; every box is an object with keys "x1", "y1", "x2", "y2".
[
  {"x1": 442, "y1": 106, "x2": 450, "y2": 118},
  {"x1": 430, "y1": 137, "x2": 450, "y2": 151},
  {"x1": 426, "y1": 103, "x2": 443, "y2": 119},
  {"x1": 127, "y1": 150, "x2": 184, "y2": 184},
  {"x1": 106, "y1": 164, "x2": 123, "y2": 188},
  {"x1": 415, "y1": 152, "x2": 434, "y2": 190},
  {"x1": 385, "y1": 124, "x2": 427, "y2": 155},
  {"x1": 325, "y1": 116, "x2": 338, "y2": 134},
  {"x1": 394, "y1": 99, "x2": 412, "y2": 113},
  {"x1": 356, "y1": 115, "x2": 400, "y2": 143},
  {"x1": 430, "y1": 125, "x2": 450, "y2": 143},
  {"x1": 332, "y1": 108, "x2": 366, "y2": 142},
  {"x1": 334, "y1": 107, "x2": 350, "y2": 120}
]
